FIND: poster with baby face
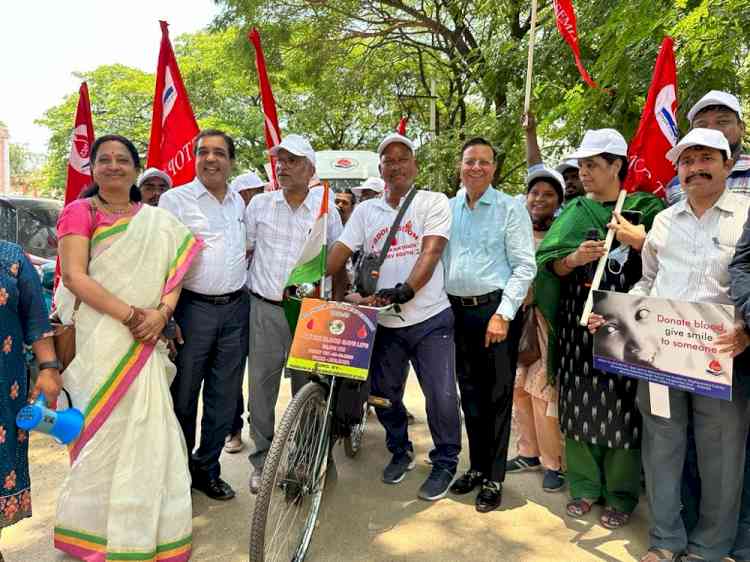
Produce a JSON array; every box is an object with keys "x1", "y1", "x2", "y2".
[
  {"x1": 592, "y1": 291, "x2": 735, "y2": 400},
  {"x1": 287, "y1": 298, "x2": 379, "y2": 381}
]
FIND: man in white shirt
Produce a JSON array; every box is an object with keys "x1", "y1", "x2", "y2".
[
  {"x1": 327, "y1": 133, "x2": 461, "y2": 502},
  {"x1": 591, "y1": 129, "x2": 750, "y2": 562},
  {"x1": 245, "y1": 134, "x2": 344, "y2": 493},
  {"x1": 159, "y1": 129, "x2": 249, "y2": 501}
]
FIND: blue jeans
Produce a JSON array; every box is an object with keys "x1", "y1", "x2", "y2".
[{"x1": 369, "y1": 307, "x2": 461, "y2": 472}]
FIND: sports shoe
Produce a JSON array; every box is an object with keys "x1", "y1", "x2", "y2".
[
  {"x1": 506, "y1": 455, "x2": 541, "y2": 473},
  {"x1": 542, "y1": 469, "x2": 565, "y2": 492},
  {"x1": 382, "y1": 451, "x2": 415, "y2": 485},
  {"x1": 418, "y1": 467, "x2": 455, "y2": 501}
]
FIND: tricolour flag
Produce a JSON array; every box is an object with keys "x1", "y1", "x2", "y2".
[
  {"x1": 623, "y1": 37, "x2": 678, "y2": 198},
  {"x1": 553, "y1": 0, "x2": 599, "y2": 89},
  {"x1": 146, "y1": 20, "x2": 199, "y2": 188},
  {"x1": 248, "y1": 28, "x2": 282, "y2": 189},
  {"x1": 286, "y1": 187, "x2": 329, "y2": 288},
  {"x1": 64, "y1": 82, "x2": 95, "y2": 204}
]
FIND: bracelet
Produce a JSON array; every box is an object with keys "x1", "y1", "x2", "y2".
[
  {"x1": 122, "y1": 306, "x2": 135, "y2": 326},
  {"x1": 157, "y1": 303, "x2": 173, "y2": 322}
]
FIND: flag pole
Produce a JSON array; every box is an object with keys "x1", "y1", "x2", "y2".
[
  {"x1": 321, "y1": 186, "x2": 329, "y2": 299},
  {"x1": 578, "y1": 189, "x2": 627, "y2": 326},
  {"x1": 523, "y1": 0, "x2": 539, "y2": 114}
]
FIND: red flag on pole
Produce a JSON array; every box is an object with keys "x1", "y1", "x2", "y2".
[
  {"x1": 397, "y1": 117, "x2": 408, "y2": 135},
  {"x1": 553, "y1": 0, "x2": 599, "y2": 89},
  {"x1": 146, "y1": 20, "x2": 199, "y2": 188},
  {"x1": 64, "y1": 82, "x2": 95, "y2": 204},
  {"x1": 248, "y1": 28, "x2": 282, "y2": 189},
  {"x1": 623, "y1": 37, "x2": 678, "y2": 198}
]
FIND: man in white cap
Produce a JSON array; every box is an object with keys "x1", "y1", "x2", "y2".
[
  {"x1": 137, "y1": 167, "x2": 172, "y2": 206},
  {"x1": 223, "y1": 170, "x2": 266, "y2": 455},
  {"x1": 352, "y1": 177, "x2": 385, "y2": 202},
  {"x1": 244, "y1": 134, "x2": 344, "y2": 493},
  {"x1": 601, "y1": 128, "x2": 750, "y2": 562},
  {"x1": 327, "y1": 132, "x2": 462, "y2": 502},
  {"x1": 523, "y1": 111, "x2": 585, "y2": 202},
  {"x1": 666, "y1": 90, "x2": 748, "y2": 205}
]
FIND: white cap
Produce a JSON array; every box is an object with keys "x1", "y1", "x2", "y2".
[
  {"x1": 554, "y1": 159, "x2": 580, "y2": 174},
  {"x1": 230, "y1": 171, "x2": 265, "y2": 193},
  {"x1": 568, "y1": 129, "x2": 628, "y2": 159},
  {"x1": 666, "y1": 128, "x2": 731, "y2": 166},
  {"x1": 687, "y1": 90, "x2": 742, "y2": 123},
  {"x1": 377, "y1": 133, "x2": 415, "y2": 156},
  {"x1": 269, "y1": 134, "x2": 316, "y2": 166},
  {"x1": 137, "y1": 167, "x2": 172, "y2": 189},
  {"x1": 352, "y1": 177, "x2": 385, "y2": 196},
  {"x1": 527, "y1": 167, "x2": 565, "y2": 192}
]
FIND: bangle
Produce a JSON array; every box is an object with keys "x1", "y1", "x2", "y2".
[{"x1": 122, "y1": 306, "x2": 135, "y2": 325}]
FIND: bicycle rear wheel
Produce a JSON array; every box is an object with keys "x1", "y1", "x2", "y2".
[{"x1": 249, "y1": 382, "x2": 331, "y2": 562}]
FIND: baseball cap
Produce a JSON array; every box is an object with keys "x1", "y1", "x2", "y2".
[
  {"x1": 554, "y1": 159, "x2": 580, "y2": 174},
  {"x1": 230, "y1": 171, "x2": 265, "y2": 193},
  {"x1": 137, "y1": 167, "x2": 172, "y2": 189},
  {"x1": 687, "y1": 90, "x2": 742, "y2": 123},
  {"x1": 377, "y1": 133, "x2": 415, "y2": 157},
  {"x1": 568, "y1": 129, "x2": 628, "y2": 159},
  {"x1": 526, "y1": 167, "x2": 565, "y2": 202},
  {"x1": 666, "y1": 128, "x2": 731, "y2": 165},
  {"x1": 352, "y1": 177, "x2": 385, "y2": 196},
  {"x1": 269, "y1": 134, "x2": 316, "y2": 166}
]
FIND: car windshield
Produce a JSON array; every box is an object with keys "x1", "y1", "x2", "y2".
[{"x1": 0, "y1": 198, "x2": 62, "y2": 260}]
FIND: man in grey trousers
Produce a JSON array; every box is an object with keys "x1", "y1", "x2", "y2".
[{"x1": 244, "y1": 134, "x2": 344, "y2": 493}]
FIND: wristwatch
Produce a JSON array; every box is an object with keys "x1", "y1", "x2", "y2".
[{"x1": 38, "y1": 360, "x2": 63, "y2": 371}]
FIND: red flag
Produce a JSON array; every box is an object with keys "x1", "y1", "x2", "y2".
[
  {"x1": 64, "y1": 82, "x2": 95, "y2": 204},
  {"x1": 623, "y1": 37, "x2": 678, "y2": 198},
  {"x1": 553, "y1": 0, "x2": 599, "y2": 89},
  {"x1": 146, "y1": 20, "x2": 199, "y2": 188},
  {"x1": 248, "y1": 28, "x2": 282, "y2": 188},
  {"x1": 397, "y1": 117, "x2": 408, "y2": 135}
]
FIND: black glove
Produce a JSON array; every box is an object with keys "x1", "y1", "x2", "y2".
[{"x1": 376, "y1": 282, "x2": 415, "y2": 305}]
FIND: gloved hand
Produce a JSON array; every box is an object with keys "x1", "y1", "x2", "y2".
[{"x1": 375, "y1": 282, "x2": 415, "y2": 305}]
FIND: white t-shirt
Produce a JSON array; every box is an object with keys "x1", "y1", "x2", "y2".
[{"x1": 338, "y1": 189, "x2": 452, "y2": 328}]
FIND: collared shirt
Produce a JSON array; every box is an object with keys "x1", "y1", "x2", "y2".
[
  {"x1": 443, "y1": 186, "x2": 536, "y2": 319},
  {"x1": 630, "y1": 190, "x2": 750, "y2": 304},
  {"x1": 158, "y1": 178, "x2": 247, "y2": 295},
  {"x1": 338, "y1": 188, "x2": 452, "y2": 328},
  {"x1": 246, "y1": 188, "x2": 343, "y2": 301},
  {"x1": 666, "y1": 153, "x2": 750, "y2": 205}
]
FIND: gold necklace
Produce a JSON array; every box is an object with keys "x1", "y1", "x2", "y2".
[{"x1": 96, "y1": 194, "x2": 132, "y2": 215}]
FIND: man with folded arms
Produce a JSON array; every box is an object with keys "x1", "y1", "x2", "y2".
[
  {"x1": 245, "y1": 134, "x2": 344, "y2": 493},
  {"x1": 593, "y1": 128, "x2": 750, "y2": 562},
  {"x1": 442, "y1": 137, "x2": 536, "y2": 512}
]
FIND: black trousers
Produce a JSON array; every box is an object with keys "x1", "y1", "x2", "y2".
[
  {"x1": 171, "y1": 290, "x2": 249, "y2": 480},
  {"x1": 451, "y1": 292, "x2": 522, "y2": 483}
]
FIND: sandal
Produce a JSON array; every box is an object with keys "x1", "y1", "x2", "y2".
[
  {"x1": 566, "y1": 497, "x2": 595, "y2": 517},
  {"x1": 600, "y1": 506, "x2": 631, "y2": 529},
  {"x1": 639, "y1": 547, "x2": 680, "y2": 562}
]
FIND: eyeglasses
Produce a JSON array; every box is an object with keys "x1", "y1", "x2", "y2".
[{"x1": 462, "y1": 159, "x2": 494, "y2": 168}]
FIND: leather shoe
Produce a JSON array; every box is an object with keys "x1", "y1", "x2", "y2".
[
  {"x1": 192, "y1": 476, "x2": 236, "y2": 501},
  {"x1": 450, "y1": 470, "x2": 484, "y2": 495},
  {"x1": 475, "y1": 481, "x2": 502, "y2": 513}
]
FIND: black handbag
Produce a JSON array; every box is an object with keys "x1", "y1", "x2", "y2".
[{"x1": 354, "y1": 188, "x2": 418, "y2": 296}]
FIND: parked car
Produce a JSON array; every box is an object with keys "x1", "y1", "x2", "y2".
[{"x1": 0, "y1": 196, "x2": 62, "y2": 261}]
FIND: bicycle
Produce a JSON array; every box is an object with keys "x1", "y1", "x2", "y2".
[{"x1": 248, "y1": 300, "x2": 393, "y2": 562}]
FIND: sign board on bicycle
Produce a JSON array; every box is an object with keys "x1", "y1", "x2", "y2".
[{"x1": 287, "y1": 298, "x2": 378, "y2": 381}]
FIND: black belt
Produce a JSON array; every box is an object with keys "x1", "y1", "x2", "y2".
[
  {"x1": 250, "y1": 291, "x2": 283, "y2": 307},
  {"x1": 182, "y1": 288, "x2": 244, "y2": 305},
  {"x1": 448, "y1": 289, "x2": 503, "y2": 307}
]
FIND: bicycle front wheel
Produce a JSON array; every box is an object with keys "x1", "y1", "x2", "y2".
[{"x1": 249, "y1": 382, "x2": 331, "y2": 562}]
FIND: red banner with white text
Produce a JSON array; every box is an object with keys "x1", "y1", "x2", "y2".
[
  {"x1": 553, "y1": 0, "x2": 599, "y2": 89},
  {"x1": 64, "y1": 82, "x2": 95, "y2": 204}
]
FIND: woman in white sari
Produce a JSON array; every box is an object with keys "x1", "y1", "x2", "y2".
[{"x1": 54, "y1": 135, "x2": 202, "y2": 561}]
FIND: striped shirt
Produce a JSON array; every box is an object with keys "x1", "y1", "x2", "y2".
[{"x1": 630, "y1": 190, "x2": 750, "y2": 304}]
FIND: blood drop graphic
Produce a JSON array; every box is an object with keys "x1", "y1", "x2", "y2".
[
  {"x1": 357, "y1": 324, "x2": 367, "y2": 338},
  {"x1": 306, "y1": 319, "x2": 315, "y2": 330}
]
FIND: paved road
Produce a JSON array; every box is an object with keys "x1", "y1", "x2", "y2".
[{"x1": 4, "y1": 375, "x2": 648, "y2": 561}]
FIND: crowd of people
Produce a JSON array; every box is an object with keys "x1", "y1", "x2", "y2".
[{"x1": 0, "y1": 88, "x2": 749, "y2": 562}]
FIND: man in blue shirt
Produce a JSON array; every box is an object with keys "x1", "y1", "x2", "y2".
[{"x1": 443, "y1": 137, "x2": 537, "y2": 512}]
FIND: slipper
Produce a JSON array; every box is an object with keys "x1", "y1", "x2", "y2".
[
  {"x1": 639, "y1": 547, "x2": 680, "y2": 562},
  {"x1": 600, "y1": 506, "x2": 631, "y2": 529},
  {"x1": 566, "y1": 497, "x2": 595, "y2": 518}
]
